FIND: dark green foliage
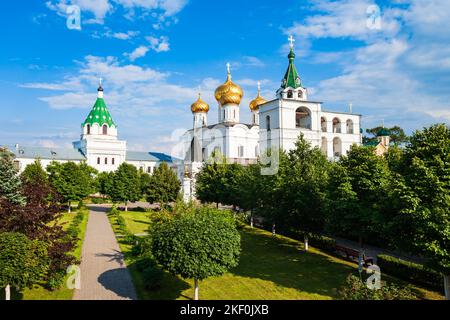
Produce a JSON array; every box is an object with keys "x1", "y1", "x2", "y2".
[
  {"x1": 143, "y1": 162, "x2": 180, "y2": 205},
  {"x1": 109, "y1": 163, "x2": 141, "y2": 207},
  {"x1": 363, "y1": 125, "x2": 408, "y2": 145},
  {"x1": 0, "y1": 147, "x2": 25, "y2": 206},
  {"x1": 142, "y1": 266, "x2": 164, "y2": 290},
  {"x1": 339, "y1": 274, "x2": 417, "y2": 300},
  {"x1": 377, "y1": 255, "x2": 443, "y2": 291},
  {"x1": 96, "y1": 171, "x2": 114, "y2": 197},
  {"x1": 151, "y1": 204, "x2": 241, "y2": 280},
  {"x1": 131, "y1": 236, "x2": 153, "y2": 258},
  {"x1": 47, "y1": 161, "x2": 97, "y2": 209},
  {"x1": 0, "y1": 232, "x2": 49, "y2": 291},
  {"x1": 134, "y1": 256, "x2": 157, "y2": 271}
]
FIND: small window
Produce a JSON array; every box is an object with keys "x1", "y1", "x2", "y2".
[
  {"x1": 147, "y1": 167, "x2": 152, "y2": 174},
  {"x1": 266, "y1": 115, "x2": 271, "y2": 131},
  {"x1": 105, "y1": 158, "x2": 108, "y2": 165},
  {"x1": 102, "y1": 125, "x2": 108, "y2": 135},
  {"x1": 238, "y1": 146, "x2": 244, "y2": 158},
  {"x1": 112, "y1": 158, "x2": 115, "y2": 165},
  {"x1": 298, "y1": 91, "x2": 303, "y2": 99},
  {"x1": 87, "y1": 124, "x2": 91, "y2": 135},
  {"x1": 97, "y1": 157, "x2": 100, "y2": 165},
  {"x1": 287, "y1": 90, "x2": 293, "y2": 99}
]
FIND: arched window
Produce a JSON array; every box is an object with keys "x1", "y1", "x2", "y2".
[
  {"x1": 321, "y1": 117, "x2": 327, "y2": 132},
  {"x1": 287, "y1": 90, "x2": 293, "y2": 99},
  {"x1": 298, "y1": 91, "x2": 303, "y2": 99},
  {"x1": 321, "y1": 137, "x2": 328, "y2": 156},
  {"x1": 333, "y1": 118, "x2": 341, "y2": 133},
  {"x1": 295, "y1": 107, "x2": 311, "y2": 129},
  {"x1": 86, "y1": 124, "x2": 91, "y2": 135},
  {"x1": 333, "y1": 137, "x2": 342, "y2": 157},
  {"x1": 346, "y1": 119, "x2": 354, "y2": 134},
  {"x1": 266, "y1": 115, "x2": 271, "y2": 131},
  {"x1": 233, "y1": 109, "x2": 236, "y2": 119},
  {"x1": 238, "y1": 146, "x2": 244, "y2": 158},
  {"x1": 102, "y1": 125, "x2": 108, "y2": 135},
  {"x1": 97, "y1": 157, "x2": 100, "y2": 165}
]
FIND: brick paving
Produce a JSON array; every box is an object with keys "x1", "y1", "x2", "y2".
[{"x1": 73, "y1": 205, "x2": 137, "y2": 300}]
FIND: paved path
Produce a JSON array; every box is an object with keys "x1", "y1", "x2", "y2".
[{"x1": 73, "y1": 205, "x2": 137, "y2": 300}]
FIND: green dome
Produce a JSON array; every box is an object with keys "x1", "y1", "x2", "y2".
[
  {"x1": 377, "y1": 128, "x2": 390, "y2": 137},
  {"x1": 82, "y1": 97, "x2": 116, "y2": 128},
  {"x1": 281, "y1": 48, "x2": 302, "y2": 89}
]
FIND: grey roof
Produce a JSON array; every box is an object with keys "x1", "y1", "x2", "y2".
[
  {"x1": 126, "y1": 151, "x2": 160, "y2": 162},
  {"x1": 5, "y1": 145, "x2": 86, "y2": 161}
]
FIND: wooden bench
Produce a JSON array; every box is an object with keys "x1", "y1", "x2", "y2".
[{"x1": 335, "y1": 244, "x2": 374, "y2": 266}]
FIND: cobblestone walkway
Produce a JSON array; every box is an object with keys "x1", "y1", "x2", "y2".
[{"x1": 73, "y1": 205, "x2": 137, "y2": 300}]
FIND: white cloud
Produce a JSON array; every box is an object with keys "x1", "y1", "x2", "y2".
[
  {"x1": 146, "y1": 36, "x2": 170, "y2": 52},
  {"x1": 46, "y1": 0, "x2": 112, "y2": 23},
  {"x1": 125, "y1": 46, "x2": 150, "y2": 61}
]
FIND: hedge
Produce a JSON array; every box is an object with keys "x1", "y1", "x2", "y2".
[{"x1": 377, "y1": 254, "x2": 443, "y2": 291}]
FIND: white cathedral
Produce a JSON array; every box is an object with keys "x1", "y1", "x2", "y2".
[
  {"x1": 6, "y1": 82, "x2": 174, "y2": 174},
  {"x1": 180, "y1": 38, "x2": 362, "y2": 200}
]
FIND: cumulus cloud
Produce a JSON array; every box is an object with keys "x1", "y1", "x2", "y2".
[{"x1": 285, "y1": 0, "x2": 450, "y2": 129}]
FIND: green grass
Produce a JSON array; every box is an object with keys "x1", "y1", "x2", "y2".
[
  {"x1": 18, "y1": 208, "x2": 89, "y2": 300},
  {"x1": 109, "y1": 209, "x2": 444, "y2": 300}
]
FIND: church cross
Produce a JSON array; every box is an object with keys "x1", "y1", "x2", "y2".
[
  {"x1": 288, "y1": 35, "x2": 295, "y2": 49},
  {"x1": 257, "y1": 81, "x2": 261, "y2": 94},
  {"x1": 99, "y1": 77, "x2": 103, "y2": 86},
  {"x1": 226, "y1": 62, "x2": 231, "y2": 74}
]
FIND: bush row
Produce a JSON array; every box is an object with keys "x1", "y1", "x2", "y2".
[{"x1": 377, "y1": 254, "x2": 443, "y2": 291}]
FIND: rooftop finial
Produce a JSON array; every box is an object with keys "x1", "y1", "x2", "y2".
[
  {"x1": 288, "y1": 35, "x2": 295, "y2": 49},
  {"x1": 349, "y1": 102, "x2": 353, "y2": 113},
  {"x1": 98, "y1": 77, "x2": 104, "y2": 92},
  {"x1": 257, "y1": 81, "x2": 261, "y2": 95},
  {"x1": 382, "y1": 119, "x2": 385, "y2": 128}
]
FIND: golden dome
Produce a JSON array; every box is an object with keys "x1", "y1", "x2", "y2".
[
  {"x1": 214, "y1": 65, "x2": 243, "y2": 106},
  {"x1": 249, "y1": 82, "x2": 267, "y2": 111},
  {"x1": 191, "y1": 94, "x2": 209, "y2": 113}
]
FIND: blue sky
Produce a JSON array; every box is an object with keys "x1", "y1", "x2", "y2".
[{"x1": 1, "y1": 0, "x2": 449, "y2": 153}]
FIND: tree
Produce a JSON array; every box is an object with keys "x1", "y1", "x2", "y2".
[
  {"x1": 0, "y1": 147, "x2": 25, "y2": 206},
  {"x1": 283, "y1": 135, "x2": 330, "y2": 250},
  {"x1": 195, "y1": 154, "x2": 228, "y2": 208},
  {"x1": 389, "y1": 124, "x2": 450, "y2": 299},
  {"x1": 0, "y1": 232, "x2": 49, "y2": 300},
  {"x1": 47, "y1": 161, "x2": 97, "y2": 212},
  {"x1": 96, "y1": 171, "x2": 114, "y2": 197},
  {"x1": 0, "y1": 155, "x2": 76, "y2": 290},
  {"x1": 326, "y1": 145, "x2": 391, "y2": 266},
  {"x1": 110, "y1": 163, "x2": 141, "y2": 211},
  {"x1": 144, "y1": 163, "x2": 180, "y2": 205},
  {"x1": 363, "y1": 125, "x2": 408, "y2": 145},
  {"x1": 151, "y1": 205, "x2": 241, "y2": 300}
]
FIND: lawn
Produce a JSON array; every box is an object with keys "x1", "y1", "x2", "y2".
[
  {"x1": 110, "y1": 209, "x2": 444, "y2": 300},
  {"x1": 18, "y1": 208, "x2": 89, "y2": 300}
]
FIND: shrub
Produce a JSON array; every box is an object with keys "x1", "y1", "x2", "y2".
[
  {"x1": 339, "y1": 274, "x2": 417, "y2": 300},
  {"x1": 131, "y1": 236, "x2": 153, "y2": 258},
  {"x1": 142, "y1": 266, "x2": 164, "y2": 290},
  {"x1": 377, "y1": 254, "x2": 443, "y2": 291}
]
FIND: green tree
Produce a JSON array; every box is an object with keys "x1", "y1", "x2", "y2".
[
  {"x1": 0, "y1": 232, "x2": 49, "y2": 300},
  {"x1": 390, "y1": 124, "x2": 450, "y2": 299},
  {"x1": 326, "y1": 145, "x2": 390, "y2": 264},
  {"x1": 151, "y1": 205, "x2": 241, "y2": 300},
  {"x1": 47, "y1": 161, "x2": 97, "y2": 212},
  {"x1": 21, "y1": 159, "x2": 49, "y2": 187},
  {"x1": 144, "y1": 163, "x2": 180, "y2": 205},
  {"x1": 363, "y1": 125, "x2": 408, "y2": 145},
  {"x1": 0, "y1": 147, "x2": 25, "y2": 206},
  {"x1": 283, "y1": 135, "x2": 330, "y2": 250},
  {"x1": 96, "y1": 171, "x2": 114, "y2": 197},
  {"x1": 110, "y1": 163, "x2": 141, "y2": 211},
  {"x1": 195, "y1": 154, "x2": 228, "y2": 208}
]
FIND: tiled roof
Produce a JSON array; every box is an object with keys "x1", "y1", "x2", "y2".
[
  {"x1": 126, "y1": 151, "x2": 160, "y2": 162},
  {"x1": 5, "y1": 145, "x2": 86, "y2": 161}
]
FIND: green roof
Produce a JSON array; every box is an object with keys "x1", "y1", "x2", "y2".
[
  {"x1": 377, "y1": 128, "x2": 390, "y2": 137},
  {"x1": 83, "y1": 97, "x2": 116, "y2": 128},
  {"x1": 364, "y1": 141, "x2": 380, "y2": 147},
  {"x1": 281, "y1": 48, "x2": 302, "y2": 89}
]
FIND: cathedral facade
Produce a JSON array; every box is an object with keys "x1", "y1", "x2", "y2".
[
  {"x1": 6, "y1": 84, "x2": 174, "y2": 174},
  {"x1": 180, "y1": 40, "x2": 363, "y2": 200}
]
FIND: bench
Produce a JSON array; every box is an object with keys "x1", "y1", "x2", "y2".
[{"x1": 335, "y1": 244, "x2": 374, "y2": 266}]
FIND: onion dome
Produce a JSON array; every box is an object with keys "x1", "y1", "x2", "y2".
[
  {"x1": 281, "y1": 36, "x2": 302, "y2": 89},
  {"x1": 377, "y1": 127, "x2": 390, "y2": 137},
  {"x1": 249, "y1": 81, "x2": 267, "y2": 111},
  {"x1": 83, "y1": 84, "x2": 115, "y2": 128},
  {"x1": 214, "y1": 64, "x2": 243, "y2": 106},
  {"x1": 190, "y1": 93, "x2": 209, "y2": 113}
]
